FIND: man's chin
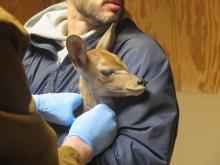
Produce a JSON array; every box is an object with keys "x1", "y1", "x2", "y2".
[{"x1": 96, "y1": 13, "x2": 121, "y2": 24}]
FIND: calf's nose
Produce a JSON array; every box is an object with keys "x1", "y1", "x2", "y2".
[{"x1": 137, "y1": 78, "x2": 146, "y2": 86}]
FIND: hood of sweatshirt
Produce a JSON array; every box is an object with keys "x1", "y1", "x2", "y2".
[
  {"x1": 25, "y1": 2, "x2": 109, "y2": 62},
  {"x1": 24, "y1": 2, "x2": 117, "y2": 44},
  {"x1": 25, "y1": 2, "x2": 68, "y2": 42},
  {"x1": 25, "y1": 1, "x2": 128, "y2": 63}
]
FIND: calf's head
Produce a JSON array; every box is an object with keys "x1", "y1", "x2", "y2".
[{"x1": 66, "y1": 24, "x2": 145, "y2": 100}]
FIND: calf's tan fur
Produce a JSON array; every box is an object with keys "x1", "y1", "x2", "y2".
[{"x1": 66, "y1": 24, "x2": 146, "y2": 111}]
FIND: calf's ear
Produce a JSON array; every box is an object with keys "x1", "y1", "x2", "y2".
[
  {"x1": 66, "y1": 35, "x2": 86, "y2": 68},
  {"x1": 96, "y1": 23, "x2": 116, "y2": 50}
]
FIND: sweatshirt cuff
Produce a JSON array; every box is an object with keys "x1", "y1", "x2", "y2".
[{"x1": 58, "y1": 146, "x2": 85, "y2": 165}]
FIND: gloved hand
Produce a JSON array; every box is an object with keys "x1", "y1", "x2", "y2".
[
  {"x1": 33, "y1": 93, "x2": 83, "y2": 126},
  {"x1": 65, "y1": 104, "x2": 117, "y2": 159}
]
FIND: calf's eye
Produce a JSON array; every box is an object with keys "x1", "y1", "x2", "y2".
[{"x1": 100, "y1": 70, "x2": 114, "y2": 77}]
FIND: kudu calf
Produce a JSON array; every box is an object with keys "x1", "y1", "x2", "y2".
[{"x1": 66, "y1": 23, "x2": 146, "y2": 111}]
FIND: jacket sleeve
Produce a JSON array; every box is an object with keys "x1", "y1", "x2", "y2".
[{"x1": 89, "y1": 37, "x2": 179, "y2": 165}]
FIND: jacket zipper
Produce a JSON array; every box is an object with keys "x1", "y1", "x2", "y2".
[{"x1": 49, "y1": 61, "x2": 60, "y2": 93}]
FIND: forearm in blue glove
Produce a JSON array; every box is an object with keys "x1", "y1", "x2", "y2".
[
  {"x1": 65, "y1": 104, "x2": 117, "y2": 160},
  {"x1": 33, "y1": 93, "x2": 83, "y2": 126}
]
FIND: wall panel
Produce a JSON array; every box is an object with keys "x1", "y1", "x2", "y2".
[
  {"x1": 126, "y1": 0, "x2": 220, "y2": 94},
  {"x1": 0, "y1": 0, "x2": 53, "y2": 23}
]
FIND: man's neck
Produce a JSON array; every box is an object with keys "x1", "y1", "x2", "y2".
[
  {"x1": 67, "y1": 18, "x2": 94, "y2": 36},
  {"x1": 67, "y1": 2, "x2": 97, "y2": 36}
]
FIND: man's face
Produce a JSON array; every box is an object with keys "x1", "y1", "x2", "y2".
[{"x1": 74, "y1": 0, "x2": 124, "y2": 24}]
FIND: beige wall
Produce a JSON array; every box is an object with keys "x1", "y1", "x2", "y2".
[{"x1": 171, "y1": 92, "x2": 220, "y2": 165}]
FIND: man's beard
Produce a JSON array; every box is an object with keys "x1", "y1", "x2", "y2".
[{"x1": 74, "y1": 0, "x2": 124, "y2": 25}]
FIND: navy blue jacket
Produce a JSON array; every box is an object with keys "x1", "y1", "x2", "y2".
[{"x1": 23, "y1": 18, "x2": 179, "y2": 165}]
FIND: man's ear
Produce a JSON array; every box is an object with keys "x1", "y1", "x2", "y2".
[
  {"x1": 96, "y1": 23, "x2": 116, "y2": 50},
  {"x1": 66, "y1": 35, "x2": 87, "y2": 68}
]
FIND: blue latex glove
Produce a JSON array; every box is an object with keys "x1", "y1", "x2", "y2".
[
  {"x1": 33, "y1": 93, "x2": 83, "y2": 126},
  {"x1": 65, "y1": 104, "x2": 117, "y2": 158}
]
